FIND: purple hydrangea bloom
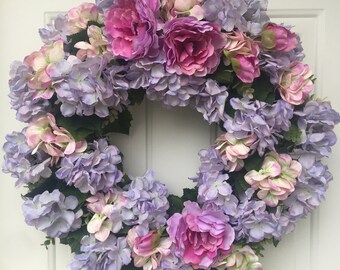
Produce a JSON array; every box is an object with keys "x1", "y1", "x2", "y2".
[
  {"x1": 231, "y1": 189, "x2": 276, "y2": 242},
  {"x1": 295, "y1": 100, "x2": 340, "y2": 159},
  {"x1": 260, "y1": 36, "x2": 305, "y2": 84},
  {"x1": 191, "y1": 147, "x2": 226, "y2": 186},
  {"x1": 198, "y1": 173, "x2": 238, "y2": 216},
  {"x1": 203, "y1": 0, "x2": 269, "y2": 35},
  {"x1": 56, "y1": 56, "x2": 129, "y2": 118},
  {"x1": 95, "y1": 0, "x2": 113, "y2": 10},
  {"x1": 224, "y1": 98, "x2": 294, "y2": 156},
  {"x1": 69, "y1": 235, "x2": 131, "y2": 270},
  {"x1": 2, "y1": 131, "x2": 51, "y2": 187},
  {"x1": 22, "y1": 190, "x2": 82, "y2": 238},
  {"x1": 39, "y1": 15, "x2": 68, "y2": 44},
  {"x1": 123, "y1": 170, "x2": 169, "y2": 229},
  {"x1": 127, "y1": 53, "x2": 206, "y2": 107},
  {"x1": 56, "y1": 139, "x2": 123, "y2": 195},
  {"x1": 195, "y1": 79, "x2": 228, "y2": 124},
  {"x1": 8, "y1": 61, "x2": 50, "y2": 122}
]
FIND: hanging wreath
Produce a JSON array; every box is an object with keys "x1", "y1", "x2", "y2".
[{"x1": 3, "y1": 0, "x2": 340, "y2": 269}]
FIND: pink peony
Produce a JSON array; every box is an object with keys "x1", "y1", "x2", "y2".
[
  {"x1": 167, "y1": 201, "x2": 235, "y2": 269},
  {"x1": 26, "y1": 113, "x2": 87, "y2": 164},
  {"x1": 244, "y1": 152, "x2": 302, "y2": 207},
  {"x1": 24, "y1": 40, "x2": 65, "y2": 99},
  {"x1": 224, "y1": 31, "x2": 260, "y2": 83},
  {"x1": 215, "y1": 133, "x2": 257, "y2": 172},
  {"x1": 164, "y1": 17, "x2": 226, "y2": 77},
  {"x1": 161, "y1": 0, "x2": 204, "y2": 20},
  {"x1": 67, "y1": 3, "x2": 104, "y2": 34},
  {"x1": 127, "y1": 227, "x2": 172, "y2": 270},
  {"x1": 104, "y1": 0, "x2": 159, "y2": 60},
  {"x1": 261, "y1": 23, "x2": 298, "y2": 52},
  {"x1": 279, "y1": 62, "x2": 314, "y2": 105}
]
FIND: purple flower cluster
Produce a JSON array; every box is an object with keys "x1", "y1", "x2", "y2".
[
  {"x1": 224, "y1": 98, "x2": 294, "y2": 155},
  {"x1": 56, "y1": 139, "x2": 123, "y2": 195},
  {"x1": 123, "y1": 170, "x2": 169, "y2": 229},
  {"x1": 2, "y1": 131, "x2": 51, "y2": 187},
  {"x1": 22, "y1": 190, "x2": 82, "y2": 238},
  {"x1": 39, "y1": 15, "x2": 69, "y2": 44},
  {"x1": 69, "y1": 235, "x2": 131, "y2": 270},
  {"x1": 8, "y1": 61, "x2": 50, "y2": 122},
  {"x1": 203, "y1": 0, "x2": 269, "y2": 35},
  {"x1": 56, "y1": 56, "x2": 129, "y2": 118}
]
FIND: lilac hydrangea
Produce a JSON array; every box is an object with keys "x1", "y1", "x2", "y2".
[
  {"x1": 126, "y1": 53, "x2": 206, "y2": 107},
  {"x1": 22, "y1": 190, "x2": 82, "y2": 238},
  {"x1": 195, "y1": 79, "x2": 228, "y2": 124},
  {"x1": 295, "y1": 100, "x2": 340, "y2": 159},
  {"x1": 56, "y1": 139, "x2": 123, "y2": 195},
  {"x1": 260, "y1": 35, "x2": 305, "y2": 84},
  {"x1": 2, "y1": 131, "x2": 51, "y2": 187},
  {"x1": 224, "y1": 98, "x2": 294, "y2": 156},
  {"x1": 191, "y1": 147, "x2": 226, "y2": 186},
  {"x1": 55, "y1": 56, "x2": 129, "y2": 118},
  {"x1": 8, "y1": 61, "x2": 50, "y2": 122},
  {"x1": 123, "y1": 170, "x2": 169, "y2": 229},
  {"x1": 39, "y1": 15, "x2": 69, "y2": 44},
  {"x1": 69, "y1": 235, "x2": 131, "y2": 270},
  {"x1": 203, "y1": 0, "x2": 269, "y2": 35},
  {"x1": 230, "y1": 189, "x2": 277, "y2": 242}
]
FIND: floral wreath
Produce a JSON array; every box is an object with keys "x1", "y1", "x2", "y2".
[{"x1": 3, "y1": 0, "x2": 340, "y2": 269}]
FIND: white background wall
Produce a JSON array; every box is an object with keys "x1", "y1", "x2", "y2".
[{"x1": 0, "y1": 0, "x2": 339, "y2": 269}]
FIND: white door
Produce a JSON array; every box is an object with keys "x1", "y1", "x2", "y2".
[{"x1": 0, "y1": 0, "x2": 339, "y2": 269}]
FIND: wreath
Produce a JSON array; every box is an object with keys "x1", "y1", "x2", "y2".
[{"x1": 3, "y1": 0, "x2": 340, "y2": 269}]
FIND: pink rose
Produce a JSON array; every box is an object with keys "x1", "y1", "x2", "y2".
[
  {"x1": 127, "y1": 227, "x2": 172, "y2": 270},
  {"x1": 161, "y1": 0, "x2": 204, "y2": 20},
  {"x1": 167, "y1": 201, "x2": 235, "y2": 269},
  {"x1": 279, "y1": 62, "x2": 314, "y2": 105},
  {"x1": 26, "y1": 113, "x2": 87, "y2": 164},
  {"x1": 215, "y1": 133, "x2": 257, "y2": 172},
  {"x1": 261, "y1": 23, "x2": 298, "y2": 52},
  {"x1": 104, "y1": 0, "x2": 159, "y2": 60},
  {"x1": 67, "y1": 3, "x2": 104, "y2": 34},
  {"x1": 164, "y1": 17, "x2": 226, "y2": 77},
  {"x1": 224, "y1": 31, "x2": 260, "y2": 83}
]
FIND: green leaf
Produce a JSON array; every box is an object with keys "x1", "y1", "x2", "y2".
[
  {"x1": 25, "y1": 176, "x2": 60, "y2": 198},
  {"x1": 243, "y1": 153, "x2": 263, "y2": 172},
  {"x1": 273, "y1": 238, "x2": 280, "y2": 247},
  {"x1": 128, "y1": 89, "x2": 145, "y2": 105},
  {"x1": 252, "y1": 74, "x2": 276, "y2": 103},
  {"x1": 182, "y1": 188, "x2": 198, "y2": 202},
  {"x1": 167, "y1": 194, "x2": 184, "y2": 216},
  {"x1": 57, "y1": 115, "x2": 103, "y2": 141},
  {"x1": 210, "y1": 68, "x2": 234, "y2": 85},
  {"x1": 60, "y1": 226, "x2": 88, "y2": 254},
  {"x1": 232, "y1": 172, "x2": 251, "y2": 195},
  {"x1": 103, "y1": 109, "x2": 133, "y2": 135},
  {"x1": 121, "y1": 262, "x2": 143, "y2": 270},
  {"x1": 283, "y1": 124, "x2": 302, "y2": 143}
]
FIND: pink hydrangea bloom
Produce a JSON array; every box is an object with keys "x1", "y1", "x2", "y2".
[
  {"x1": 127, "y1": 227, "x2": 172, "y2": 270},
  {"x1": 261, "y1": 23, "x2": 298, "y2": 52},
  {"x1": 224, "y1": 31, "x2": 260, "y2": 83},
  {"x1": 87, "y1": 193, "x2": 115, "y2": 242},
  {"x1": 214, "y1": 245, "x2": 263, "y2": 270},
  {"x1": 74, "y1": 25, "x2": 111, "y2": 61},
  {"x1": 24, "y1": 40, "x2": 65, "y2": 99},
  {"x1": 244, "y1": 152, "x2": 302, "y2": 207},
  {"x1": 215, "y1": 133, "x2": 257, "y2": 172},
  {"x1": 26, "y1": 113, "x2": 87, "y2": 164},
  {"x1": 164, "y1": 17, "x2": 226, "y2": 77},
  {"x1": 67, "y1": 3, "x2": 104, "y2": 34},
  {"x1": 161, "y1": 0, "x2": 204, "y2": 20},
  {"x1": 279, "y1": 62, "x2": 314, "y2": 105},
  {"x1": 167, "y1": 201, "x2": 235, "y2": 269},
  {"x1": 104, "y1": 0, "x2": 159, "y2": 60}
]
